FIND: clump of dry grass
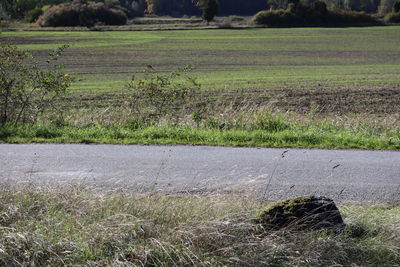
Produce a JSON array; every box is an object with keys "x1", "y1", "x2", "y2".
[{"x1": 0, "y1": 186, "x2": 399, "y2": 266}]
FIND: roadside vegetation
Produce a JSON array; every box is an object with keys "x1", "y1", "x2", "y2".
[
  {"x1": 0, "y1": 43, "x2": 73, "y2": 126},
  {"x1": 1, "y1": 116, "x2": 399, "y2": 149},
  {"x1": 0, "y1": 187, "x2": 399, "y2": 266},
  {"x1": 1, "y1": 27, "x2": 399, "y2": 149}
]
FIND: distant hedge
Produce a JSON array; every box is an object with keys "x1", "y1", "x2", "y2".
[
  {"x1": 37, "y1": 0, "x2": 127, "y2": 27},
  {"x1": 253, "y1": 1, "x2": 380, "y2": 26}
]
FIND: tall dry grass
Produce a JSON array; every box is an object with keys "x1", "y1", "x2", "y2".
[{"x1": 0, "y1": 186, "x2": 399, "y2": 266}]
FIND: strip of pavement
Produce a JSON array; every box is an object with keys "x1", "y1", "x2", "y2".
[{"x1": 1, "y1": 144, "x2": 399, "y2": 203}]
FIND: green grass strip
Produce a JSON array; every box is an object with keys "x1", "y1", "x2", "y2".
[{"x1": 1, "y1": 123, "x2": 399, "y2": 150}]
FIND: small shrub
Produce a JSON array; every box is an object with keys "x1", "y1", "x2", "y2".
[
  {"x1": 0, "y1": 44, "x2": 73, "y2": 126},
  {"x1": 126, "y1": 65, "x2": 200, "y2": 122},
  {"x1": 37, "y1": 0, "x2": 127, "y2": 27}
]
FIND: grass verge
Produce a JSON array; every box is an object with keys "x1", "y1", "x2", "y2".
[
  {"x1": 0, "y1": 187, "x2": 399, "y2": 266},
  {"x1": 1, "y1": 121, "x2": 399, "y2": 150}
]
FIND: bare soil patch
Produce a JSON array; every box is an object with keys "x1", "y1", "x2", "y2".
[{"x1": 64, "y1": 82, "x2": 400, "y2": 115}]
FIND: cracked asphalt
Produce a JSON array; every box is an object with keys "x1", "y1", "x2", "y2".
[{"x1": 1, "y1": 144, "x2": 399, "y2": 203}]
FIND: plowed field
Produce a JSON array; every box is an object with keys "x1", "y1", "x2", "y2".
[{"x1": 2, "y1": 27, "x2": 400, "y2": 115}]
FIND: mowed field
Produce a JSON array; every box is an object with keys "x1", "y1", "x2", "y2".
[{"x1": 2, "y1": 26, "x2": 400, "y2": 115}]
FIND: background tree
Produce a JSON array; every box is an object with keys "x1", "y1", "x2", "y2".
[
  {"x1": 201, "y1": 0, "x2": 218, "y2": 24},
  {"x1": 130, "y1": 0, "x2": 146, "y2": 16},
  {"x1": 1, "y1": 0, "x2": 385, "y2": 21},
  {"x1": 394, "y1": 0, "x2": 400, "y2": 11},
  {"x1": 379, "y1": 0, "x2": 398, "y2": 14},
  {"x1": 383, "y1": 0, "x2": 400, "y2": 22},
  {"x1": 0, "y1": 4, "x2": 10, "y2": 21}
]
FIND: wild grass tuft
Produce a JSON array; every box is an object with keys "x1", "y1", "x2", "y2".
[
  {"x1": 1, "y1": 112, "x2": 399, "y2": 149},
  {"x1": 0, "y1": 187, "x2": 399, "y2": 266}
]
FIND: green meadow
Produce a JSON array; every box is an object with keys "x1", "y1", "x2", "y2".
[{"x1": 3, "y1": 27, "x2": 400, "y2": 92}]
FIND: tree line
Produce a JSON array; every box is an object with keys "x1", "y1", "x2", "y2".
[{"x1": 1, "y1": 0, "x2": 398, "y2": 22}]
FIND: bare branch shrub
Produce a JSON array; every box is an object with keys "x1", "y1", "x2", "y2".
[
  {"x1": 0, "y1": 44, "x2": 73, "y2": 126},
  {"x1": 126, "y1": 65, "x2": 200, "y2": 123}
]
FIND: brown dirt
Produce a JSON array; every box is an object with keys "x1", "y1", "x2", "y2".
[{"x1": 62, "y1": 82, "x2": 400, "y2": 115}]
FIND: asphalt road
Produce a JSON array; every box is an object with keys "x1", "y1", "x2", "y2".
[{"x1": 1, "y1": 144, "x2": 399, "y2": 203}]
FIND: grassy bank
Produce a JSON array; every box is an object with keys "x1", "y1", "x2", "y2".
[
  {"x1": 1, "y1": 120, "x2": 399, "y2": 149},
  {"x1": 0, "y1": 187, "x2": 399, "y2": 266}
]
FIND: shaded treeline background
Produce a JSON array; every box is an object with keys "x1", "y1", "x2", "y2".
[{"x1": 1, "y1": 0, "x2": 398, "y2": 21}]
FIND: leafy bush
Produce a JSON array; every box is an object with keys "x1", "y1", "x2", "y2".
[
  {"x1": 253, "y1": 1, "x2": 379, "y2": 26},
  {"x1": 326, "y1": 10, "x2": 379, "y2": 24},
  {"x1": 253, "y1": 9, "x2": 300, "y2": 26},
  {"x1": 0, "y1": 44, "x2": 73, "y2": 126},
  {"x1": 37, "y1": 0, "x2": 127, "y2": 27},
  {"x1": 126, "y1": 65, "x2": 200, "y2": 122}
]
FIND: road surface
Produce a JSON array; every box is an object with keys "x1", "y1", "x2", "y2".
[{"x1": 1, "y1": 144, "x2": 399, "y2": 203}]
